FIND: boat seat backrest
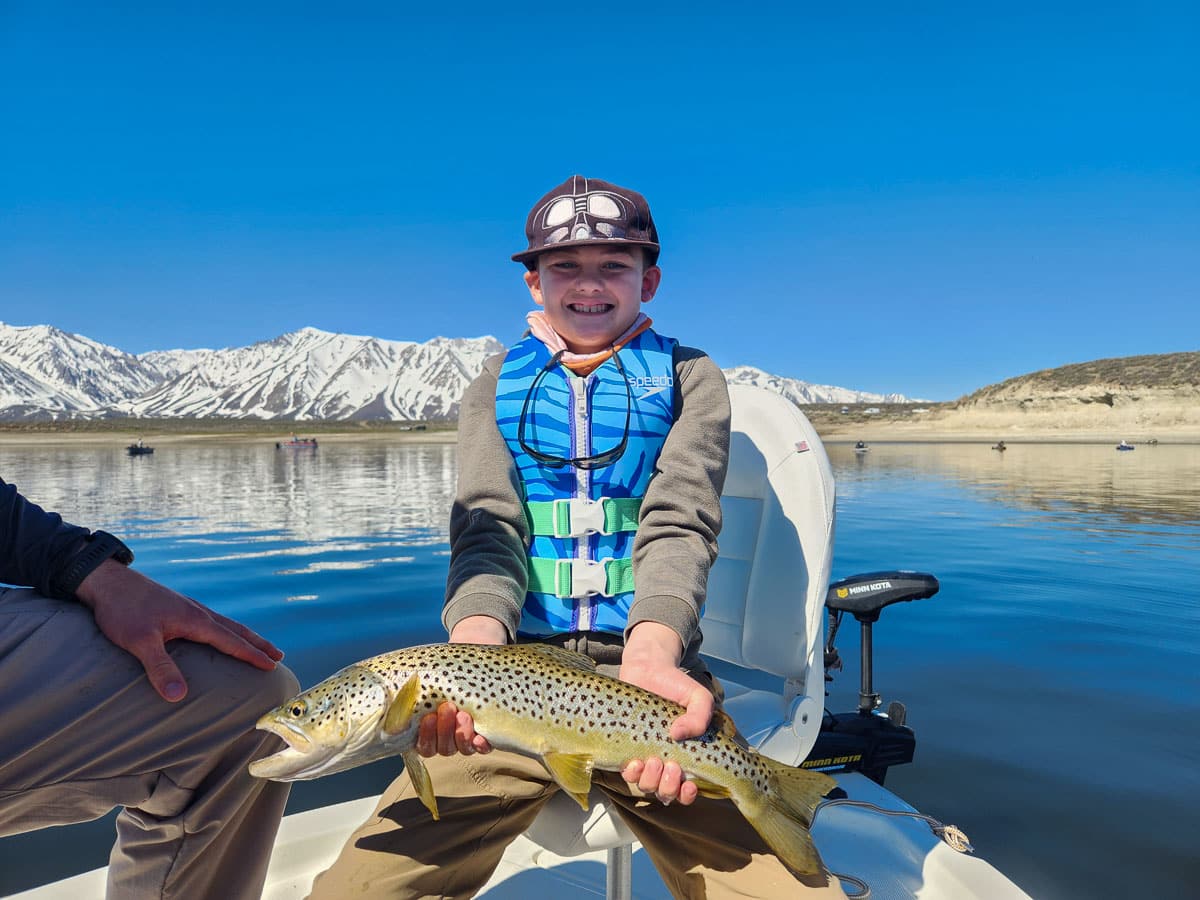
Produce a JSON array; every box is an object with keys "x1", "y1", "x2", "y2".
[{"x1": 704, "y1": 385, "x2": 836, "y2": 692}]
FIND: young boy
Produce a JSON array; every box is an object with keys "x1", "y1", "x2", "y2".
[{"x1": 310, "y1": 176, "x2": 844, "y2": 898}]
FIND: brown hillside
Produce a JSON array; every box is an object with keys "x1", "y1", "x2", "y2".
[
  {"x1": 963, "y1": 351, "x2": 1200, "y2": 403},
  {"x1": 813, "y1": 350, "x2": 1200, "y2": 441}
]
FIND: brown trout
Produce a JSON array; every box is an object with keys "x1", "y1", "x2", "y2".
[{"x1": 250, "y1": 642, "x2": 835, "y2": 875}]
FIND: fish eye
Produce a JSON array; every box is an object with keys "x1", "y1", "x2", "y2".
[{"x1": 289, "y1": 701, "x2": 308, "y2": 717}]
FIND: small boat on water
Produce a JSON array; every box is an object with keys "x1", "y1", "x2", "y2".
[
  {"x1": 1116, "y1": 440, "x2": 1135, "y2": 451},
  {"x1": 992, "y1": 441, "x2": 1007, "y2": 452},
  {"x1": 125, "y1": 442, "x2": 154, "y2": 456},
  {"x1": 853, "y1": 440, "x2": 869, "y2": 453},
  {"x1": 276, "y1": 436, "x2": 318, "y2": 450}
]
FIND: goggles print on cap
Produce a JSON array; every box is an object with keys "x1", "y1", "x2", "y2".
[{"x1": 512, "y1": 175, "x2": 660, "y2": 267}]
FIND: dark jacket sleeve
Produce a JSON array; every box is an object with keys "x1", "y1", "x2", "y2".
[{"x1": 0, "y1": 476, "x2": 91, "y2": 598}]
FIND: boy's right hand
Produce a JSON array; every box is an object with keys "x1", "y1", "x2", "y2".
[
  {"x1": 416, "y1": 616, "x2": 506, "y2": 757},
  {"x1": 417, "y1": 700, "x2": 492, "y2": 757}
]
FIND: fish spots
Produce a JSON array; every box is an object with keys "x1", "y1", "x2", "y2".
[{"x1": 273, "y1": 642, "x2": 770, "y2": 810}]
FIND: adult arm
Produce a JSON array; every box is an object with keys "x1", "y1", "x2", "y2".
[
  {"x1": 1, "y1": 476, "x2": 283, "y2": 702},
  {"x1": 76, "y1": 559, "x2": 283, "y2": 702},
  {"x1": 0, "y1": 476, "x2": 90, "y2": 596}
]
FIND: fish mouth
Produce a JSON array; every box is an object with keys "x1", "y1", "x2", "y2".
[{"x1": 248, "y1": 715, "x2": 328, "y2": 781}]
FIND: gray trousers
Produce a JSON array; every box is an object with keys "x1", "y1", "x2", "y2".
[{"x1": 0, "y1": 587, "x2": 299, "y2": 899}]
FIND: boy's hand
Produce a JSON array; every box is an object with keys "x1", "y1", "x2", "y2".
[
  {"x1": 415, "y1": 616, "x2": 506, "y2": 757},
  {"x1": 448, "y1": 615, "x2": 508, "y2": 646},
  {"x1": 618, "y1": 622, "x2": 714, "y2": 807},
  {"x1": 416, "y1": 699, "x2": 492, "y2": 757}
]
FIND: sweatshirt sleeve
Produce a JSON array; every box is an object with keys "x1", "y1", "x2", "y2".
[
  {"x1": 0, "y1": 476, "x2": 91, "y2": 598},
  {"x1": 625, "y1": 347, "x2": 730, "y2": 649},
  {"x1": 441, "y1": 354, "x2": 529, "y2": 641}
]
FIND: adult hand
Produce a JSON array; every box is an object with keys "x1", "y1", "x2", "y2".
[
  {"x1": 75, "y1": 558, "x2": 284, "y2": 703},
  {"x1": 415, "y1": 615, "x2": 506, "y2": 758},
  {"x1": 618, "y1": 621, "x2": 714, "y2": 806}
]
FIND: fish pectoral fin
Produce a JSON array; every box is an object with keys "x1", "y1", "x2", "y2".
[
  {"x1": 402, "y1": 751, "x2": 440, "y2": 821},
  {"x1": 383, "y1": 673, "x2": 422, "y2": 736},
  {"x1": 543, "y1": 752, "x2": 595, "y2": 810},
  {"x1": 689, "y1": 776, "x2": 732, "y2": 800}
]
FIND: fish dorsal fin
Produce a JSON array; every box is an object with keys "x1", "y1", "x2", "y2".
[
  {"x1": 519, "y1": 643, "x2": 598, "y2": 672},
  {"x1": 542, "y1": 751, "x2": 595, "y2": 810},
  {"x1": 382, "y1": 672, "x2": 421, "y2": 735},
  {"x1": 402, "y1": 750, "x2": 439, "y2": 820}
]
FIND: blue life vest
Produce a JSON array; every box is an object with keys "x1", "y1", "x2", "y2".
[{"x1": 495, "y1": 328, "x2": 677, "y2": 637}]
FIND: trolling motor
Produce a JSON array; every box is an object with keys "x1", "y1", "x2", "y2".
[{"x1": 806, "y1": 570, "x2": 939, "y2": 785}]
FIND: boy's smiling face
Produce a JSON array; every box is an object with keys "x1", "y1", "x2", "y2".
[{"x1": 524, "y1": 245, "x2": 661, "y2": 354}]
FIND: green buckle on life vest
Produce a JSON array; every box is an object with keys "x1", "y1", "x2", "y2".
[
  {"x1": 524, "y1": 497, "x2": 642, "y2": 538},
  {"x1": 527, "y1": 556, "x2": 636, "y2": 599}
]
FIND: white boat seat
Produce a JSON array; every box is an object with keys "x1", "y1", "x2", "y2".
[{"x1": 523, "y1": 384, "x2": 836, "y2": 871}]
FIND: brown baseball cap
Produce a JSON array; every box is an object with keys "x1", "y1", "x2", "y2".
[{"x1": 512, "y1": 175, "x2": 660, "y2": 268}]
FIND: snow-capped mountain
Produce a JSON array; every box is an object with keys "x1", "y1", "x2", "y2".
[
  {"x1": 124, "y1": 328, "x2": 502, "y2": 421},
  {"x1": 0, "y1": 322, "x2": 912, "y2": 422},
  {"x1": 0, "y1": 323, "x2": 502, "y2": 421},
  {"x1": 723, "y1": 365, "x2": 912, "y2": 405},
  {"x1": 0, "y1": 323, "x2": 161, "y2": 418}
]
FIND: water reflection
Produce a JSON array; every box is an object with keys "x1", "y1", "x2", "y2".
[
  {"x1": 1, "y1": 438, "x2": 1197, "y2": 900},
  {"x1": 0, "y1": 440, "x2": 458, "y2": 541},
  {"x1": 828, "y1": 441, "x2": 1200, "y2": 527},
  {"x1": 7, "y1": 440, "x2": 1194, "y2": 545}
]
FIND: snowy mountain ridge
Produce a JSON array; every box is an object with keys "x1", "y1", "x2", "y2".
[{"x1": 0, "y1": 322, "x2": 909, "y2": 421}]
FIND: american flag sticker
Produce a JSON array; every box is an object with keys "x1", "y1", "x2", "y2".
[{"x1": 795, "y1": 441, "x2": 810, "y2": 453}]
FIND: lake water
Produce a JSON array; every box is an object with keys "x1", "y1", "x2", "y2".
[{"x1": 1, "y1": 438, "x2": 1197, "y2": 899}]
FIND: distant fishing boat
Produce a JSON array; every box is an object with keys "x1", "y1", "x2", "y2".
[
  {"x1": 125, "y1": 441, "x2": 153, "y2": 456},
  {"x1": 1116, "y1": 441, "x2": 1135, "y2": 451},
  {"x1": 991, "y1": 441, "x2": 1007, "y2": 451},
  {"x1": 276, "y1": 436, "x2": 318, "y2": 450},
  {"x1": 854, "y1": 440, "x2": 870, "y2": 453}
]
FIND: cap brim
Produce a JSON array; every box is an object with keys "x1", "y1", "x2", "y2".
[{"x1": 511, "y1": 237, "x2": 660, "y2": 264}]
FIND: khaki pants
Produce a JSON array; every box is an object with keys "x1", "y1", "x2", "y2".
[
  {"x1": 311, "y1": 632, "x2": 846, "y2": 900},
  {"x1": 0, "y1": 588, "x2": 299, "y2": 900}
]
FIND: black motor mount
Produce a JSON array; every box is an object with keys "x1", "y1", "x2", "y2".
[{"x1": 810, "y1": 570, "x2": 939, "y2": 784}]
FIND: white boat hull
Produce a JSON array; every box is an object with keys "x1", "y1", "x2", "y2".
[{"x1": 13, "y1": 771, "x2": 1030, "y2": 900}]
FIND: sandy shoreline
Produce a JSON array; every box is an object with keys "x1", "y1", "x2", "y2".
[
  {"x1": 805, "y1": 402, "x2": 1200, "y2": 444},
  {"x1": 2, "y1": 425, "x2": 1196, "y2": 446},
  {"x1": 0, "y1": 430, "x2": 460, "y2": 447},
  {"x1": 812, "y1": 424, "x2": 1200, "y2": 444}
]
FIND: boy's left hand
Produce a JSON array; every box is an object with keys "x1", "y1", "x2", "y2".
[{"x1": 618, "y1": 622, "x2": 714, "y2": 807}]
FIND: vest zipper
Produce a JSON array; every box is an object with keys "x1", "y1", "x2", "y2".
[{"x1": 573, "y1": 372, "x2": 593, "y2": 631}]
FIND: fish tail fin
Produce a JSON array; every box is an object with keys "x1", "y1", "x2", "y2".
[{"x1": 741, "y1": 759, "x2": 836, "y2": 876}]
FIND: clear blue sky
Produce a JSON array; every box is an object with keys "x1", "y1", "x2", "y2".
[{"x1": 2, "y1": 3, "x2": 1196, "y2": 400}]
